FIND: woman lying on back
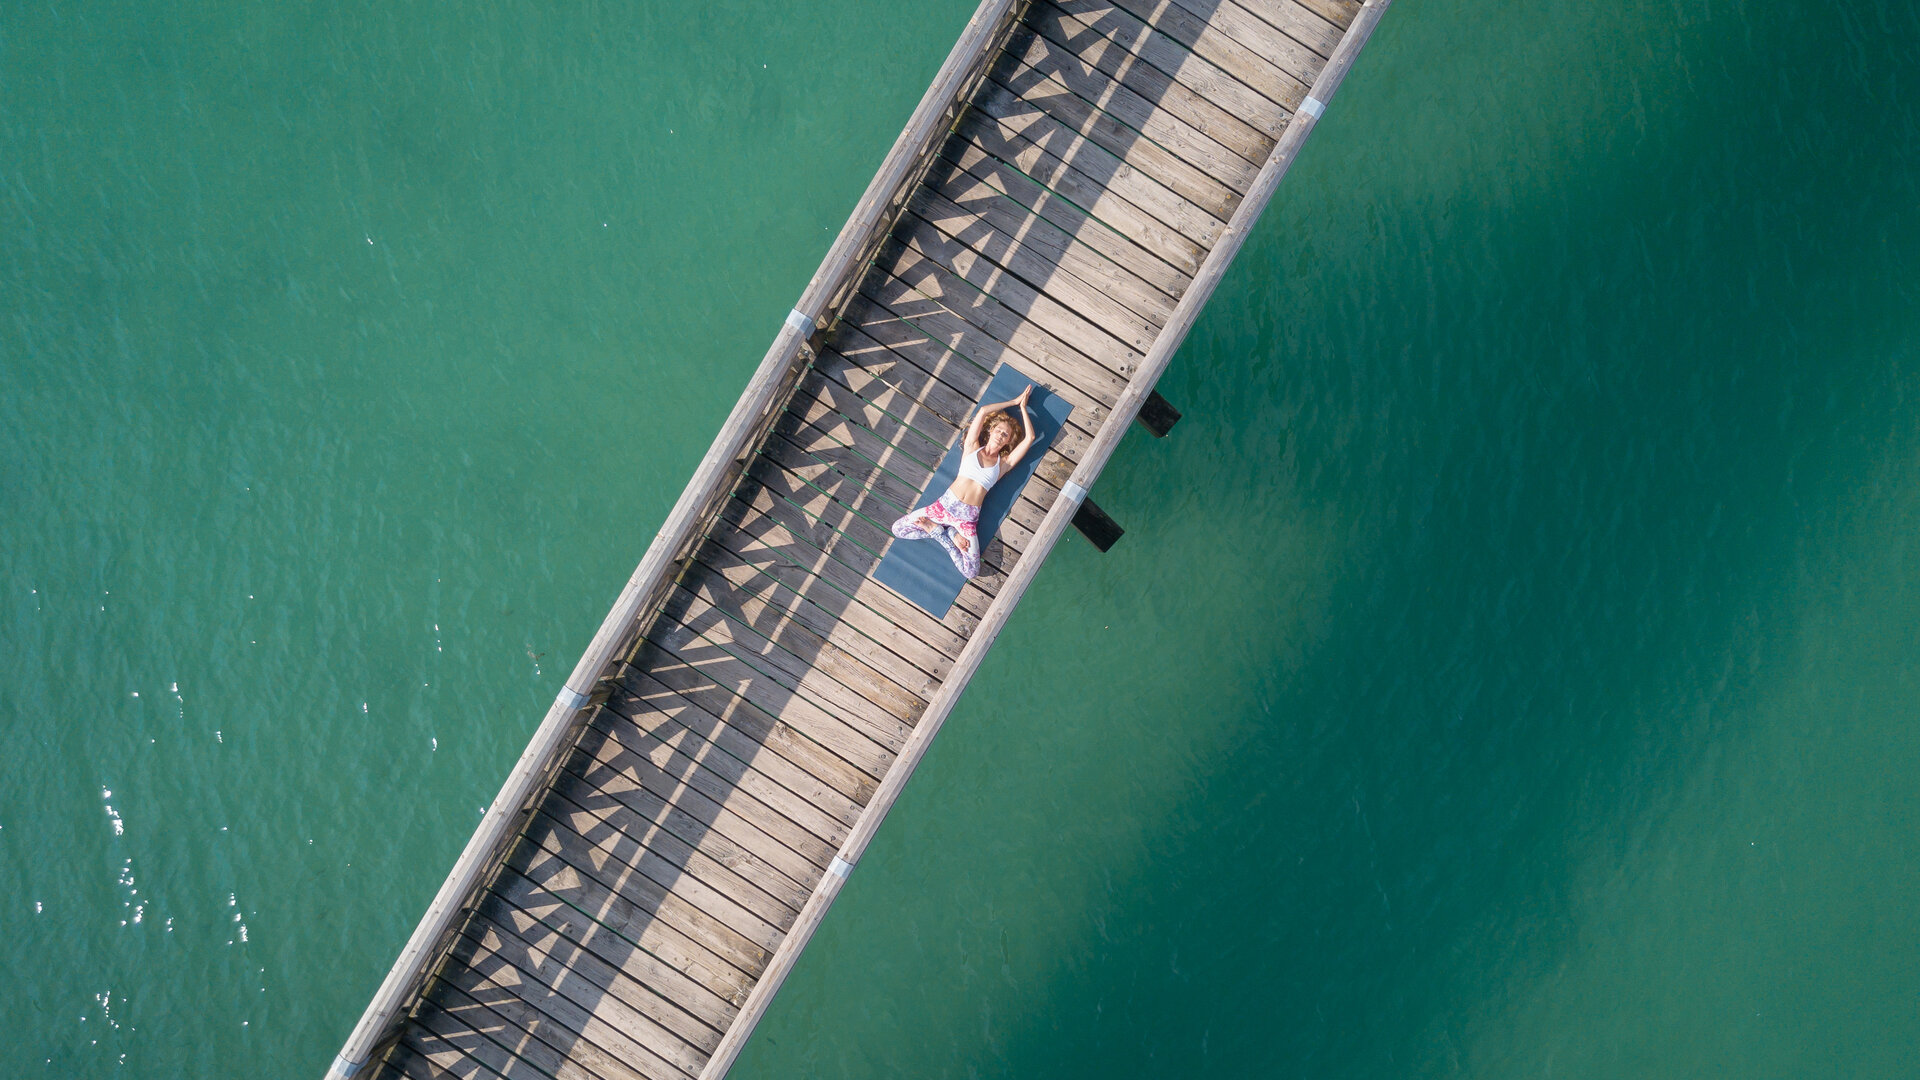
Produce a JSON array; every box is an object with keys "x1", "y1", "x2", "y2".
[{"x1": 888, "y1": 384, "x2": 1035, "y2": 579}]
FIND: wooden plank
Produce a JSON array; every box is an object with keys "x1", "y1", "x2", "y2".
[
  {"x1": 658, "y1": 582, "x2": 923, "y2": 746},
  {"x1": 702, "y1": 506, "x2": 973, "y2": 672},
  {"x1": 423, "y1": 977, "x2": 622, "y2": 1080},
  {"x1": 495, "y1": 845, "x2": 748, "y2": 1014},
  {"x1": 1002, "y1": 24, "x2": 1267, "y2": 185},
  {"x1": 816, "y1": 325, "x2": 998, "y2": 451},
  {"x1": 491, "y1": 861, "x2": 738, "y2": 1035},
  {"x1": 579, "y1": 708, "x2": 847, "y2": 867},
  {"x1": 1088, "y1": 0, "x2": 1309, "y2": 111},
  {"x1": 1183, "y1": 0, "x2": 1342, "y2": 64},
  {"x1": 910, "y1": 178, "x2": 1172, "y2": 339},
  {"x1": 407, "y1": 999, "x2": 550, "y2": 1080},
  {"x1": 454, "y1": 912, "x2": 703, "y2": 1080},
  {"x1": 738, "y1": 457, "x2": 1006, "y2": 627},
  {"x1": 872, "y1": 237, "x2": 1136, "y2": 397},
  {"x1": 986, "y1": 53, "x2": 1242, "y2": 220},
  {"x1": 556, "y1": 752, "x2": 823, "y2": 917},
  {"x1": 651, "y1": 594, "x2": 916, "y2": 760},
  {"x1": 797, "y1": 359, "x2": 961, "y2": 468},
  {"x1": 676, "y1": 547, "x2": 939, "y2": 707},
  {"x1": 515, "y1": 809, "x2": 767, "y2": 990},
  {"x1": 634, "y1": 626, "x2": 898, "y2": 781},
  {"x1": 788, "y1": 375, "x2": 953, "y2": 495},
  {"x1": 937, "y1": 133, "x2": 1193, "y2": 302},
  {"x1": 371, "y1": 1044, "x2": 434, "y2": 1080},
  {"x1": 854, "y1": 264, "x2": 1124, "y2": 431},
  {"x1": 915, "y1": 172, "x2": 1175, "y2": 331},
  {"x1": 759, "y1": 422, "x2": 973, "y2": 554},
  {"x1": 612, "y1": 663, "x2": 878, "y2": 808},
  {"x1": 742, "y1": 461, "x2": 1008, "y2": 636},
  {"x1": 953, "y1": 105, "x2": 1208, "y2": 274},
  {"x1": 528, "y1": 796, "x2": 781, "y2": 976},
  {"x1": 475, "y1": 890, "x2": 724, "y2": 1058},
  {"x1": 592, "y1": 687, "x2": 859, "y2": 843},
  {"x1": 689, "y1": 536, "x2": 956, "y2": 690},
  {"x1": 652, "y1": 599, "x2": 913, "y2": 776},
  {"x1": 1163, "y1": 0, "x2": 1333, "y2": 84},
  {"x1": 598, "y1": 682, "x2": 862, "y2": 831},
  {"x1": 974, "y1": 74, "x2": 1231, "y2": 242},
  {"x1": 1036, "y1": 1, "x2": 1294, "y2": 141},
  {"x1": 438, "y1": 928, "x2": 653, "y2": 1080},
  {"x1": 1023, "y1": 2, "x2": 1274, "y2": 162},
  {"x1": 568, "y1": 741, "x2": 835, "y2": 913},
  {"x1": 407, "y1": 997, "x2": 552, "y2": 1080},
  {"x1": 825, "y1": 320, "x2": 1090, "y2": 490},
  {"x1": 550, "y1": 759, "x2": 804, "y2": 944},
  {"x1": 1290, "y1": 0, "x2": 1361, "y2": 31},
  {"x1": 391, "y1": 1030, "x2": 503, "y2": 1080},
  {"x1": 833, "y1": 294, "x2": 1114, "y2": 445}
]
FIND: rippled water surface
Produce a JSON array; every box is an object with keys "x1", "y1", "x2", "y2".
[{"x1": 5, "y1": 1, "x2": 1917, "y2": 1077}]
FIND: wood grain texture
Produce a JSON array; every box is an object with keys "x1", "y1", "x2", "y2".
[
  {"x1": 1003, "y1": 24, "x2": 1267, "y2": 184},
  {"x1": 951, "y1": 106, "x2": 1208, "y2": 275},
  {"x1": 1036, "y1": 1, "x2": 1293, "y2": 139},
  {"x1": 1023, "y1": 3, "x2": 1275, "y2": 160}
]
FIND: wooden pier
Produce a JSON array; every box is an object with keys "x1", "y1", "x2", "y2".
[{"x1": 328, "y1": 1, "x2": 1389, "y2": 1077}]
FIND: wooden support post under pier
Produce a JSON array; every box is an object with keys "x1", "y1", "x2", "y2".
[
  {"x1": 1072, "y1": 498, "x2": 1125, "y2": 552},
  {"x1": 1137, "y1": 390, "x2": 1183, "y2": 437}
]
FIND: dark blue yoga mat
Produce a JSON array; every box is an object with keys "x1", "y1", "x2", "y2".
[{"x1": 872, "y1": 365, "x2": 1073, "y2": 618}]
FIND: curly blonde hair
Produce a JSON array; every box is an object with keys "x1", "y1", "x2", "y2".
[{"x1": 981, "y1": 408, "x2": 1024, "y2": 448}]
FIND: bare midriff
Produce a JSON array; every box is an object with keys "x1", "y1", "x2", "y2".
[{"x1": 948, "y1": 478, "x2": 990, "y2": 506}]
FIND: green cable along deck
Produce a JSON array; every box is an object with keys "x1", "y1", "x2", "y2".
[{"x1": 327, "y1": 1, "x2": 1390, "y2": 1077}]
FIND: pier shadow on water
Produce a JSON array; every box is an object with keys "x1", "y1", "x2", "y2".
[{"x1": 713, "y1": 0, "x2": 1920, "y2": 1078}]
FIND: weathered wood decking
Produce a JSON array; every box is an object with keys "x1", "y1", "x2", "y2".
[{"x1": 328, "y1": 2, "x2": 1389, "y2": 1077}]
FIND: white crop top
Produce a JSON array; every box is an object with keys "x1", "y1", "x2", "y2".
[{"x1": 956, "y1": 447, "x2": 1004, "y2": 489}]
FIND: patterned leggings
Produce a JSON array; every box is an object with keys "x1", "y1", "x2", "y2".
[{"x1": 889, "y1": 492, "x2": 982, "y2": 579}]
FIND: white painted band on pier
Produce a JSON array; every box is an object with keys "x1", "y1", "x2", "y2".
[
  {"x1": 328, "y1": 1055, "x2": 361, "y2": 1079},
  {"x1": 1062, "y1": 480, "x2": 1089, "y2": 505},
  {"x1": 785, "y1": 308, "x2": 814, "y2": 334},
  {"x1": 1300, "y1": 95, "x2": 1327, "y2": 119},
  {"x1": 557, "y1": 686, "x2": 590, "y2": 711},
  {"x1": 828, "y1": 856, "x2": 855, "y2": 880}
]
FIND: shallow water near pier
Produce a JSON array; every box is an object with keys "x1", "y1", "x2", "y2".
[{"x1": 4, "y1": 0, "x2": 1918, "y2": 1076}]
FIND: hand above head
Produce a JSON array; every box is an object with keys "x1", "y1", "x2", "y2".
[{"x1": 1017, "y1": 385, "x2": 1033, "y2": 403}]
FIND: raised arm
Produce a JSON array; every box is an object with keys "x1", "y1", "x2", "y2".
[
  {"x1": 963, "y1": 400, "x2": 992, "y2": 450},
  {"x1": 1001, "y1": 387, "x2": 1039, "y2": 468}
]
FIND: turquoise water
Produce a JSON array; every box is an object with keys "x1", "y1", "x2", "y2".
[{"x1": 4, "y1": 0, "x2": 1918, "y2": 1077}]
